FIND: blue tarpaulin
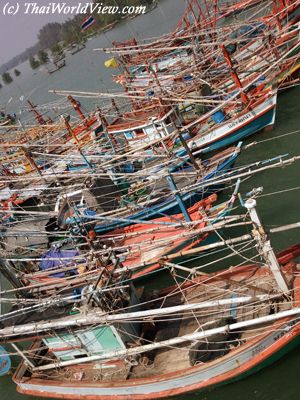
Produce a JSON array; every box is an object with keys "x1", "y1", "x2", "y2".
[{"x1": 40, "y1": 249, "x2": 79, "y2": 278}]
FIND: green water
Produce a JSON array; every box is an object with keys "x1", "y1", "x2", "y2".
[{"x1": 1, "y1": 0, "x2": 300, "y2": 398}]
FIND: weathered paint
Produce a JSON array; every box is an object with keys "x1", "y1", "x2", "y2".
[
  {"x1": 190, "y1": 94, "x2": 277, "y2": 154},
  {"x1": 94, "y1": 150, "x2": 238, "y2": 234},
  {"x1": 15, "y1": 320, "x2": 300, "y2": 399},
  {"x1": 43, "y1": 326, "x2": 126, "y2": 362}
]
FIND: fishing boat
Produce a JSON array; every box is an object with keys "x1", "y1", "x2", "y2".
[
  {"x1": 185, "y1": 89, "x2": 277, "y2": 154},
  {"x1": 88, "y1": 189, "x2": 237, "y2": 278},
  {"x1": 16, "y1": 191, "x2": 234, "y2": 288},
  {"x1": 104, "y1": 1, "x2": 300, "y2": 94},
  {"x1": 63, "y1": 33, "x2": 299, "y2": 156},
  {"x1": 104, "y1": 100, "x2": 186, "y2": 151},
  {"x1": 2, "y1": 197, "x2": 300, "y2": 399},
  {"x1": 0, "y1": 111, "x2": 15, "y2": 127},
  {"x1": 46, "y1": 59, "x2": 66, "y2": 74},
  {"x1": 68, "y1": 42, "x2": 86, "y2": 55},
  {"x1": 56, "y1": 145, "x2": 240, "y2": 234},
  {"x1": 0, "y1": 2, "x2": 300, "y2": 397}
]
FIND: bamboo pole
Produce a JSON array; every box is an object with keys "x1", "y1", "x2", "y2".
[
  {"x1": 270, "y1": 222, "x2": 300, "y2": 233},
  {"x1": 11, "y1": 343, "x2": 35, "y2": 369},
  {"x1": 32, "y1": 305, "x2": 300, "y2": 372},
  {"x1": 1, "y1": 292, "x2": 282, "y2": 341},
  {"x1": 160, "y1": 233, "x2": 252, "y2": 262}
]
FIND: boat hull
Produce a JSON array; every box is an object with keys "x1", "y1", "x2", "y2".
[
  {"x1": 13, "y1": 246, "x2": 300, "y2": 399},
  {"x1": 189, "y1": 94, "x2": 277, "y2": 154},
  {"x1": 15, "y1": 320, "x2": 300, "y2": 399},
  {"x1": 94, "y1": 150, "x2": 238, "y2": 234}
]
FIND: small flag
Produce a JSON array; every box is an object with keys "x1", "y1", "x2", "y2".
[
  {"x1": 81, "y1": 16, "x2": 95, "y2": 31},
  {"x1": 104, "y1": 58, "x2": 118, "y2": 68}
]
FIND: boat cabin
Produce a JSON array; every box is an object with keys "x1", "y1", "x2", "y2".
[
  {"x1": 55, "y1": 177, "x2": 122, "y2": 229},
  {"x1": 106, "y1": 104, "x2": 183, "y2": 150},
  {"x1": 43, "y1": 325, "x2": 126, "y2": 362}
]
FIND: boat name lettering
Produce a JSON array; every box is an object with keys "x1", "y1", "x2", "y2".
[
  {"x1": 228, "y1": 112, "x2": 253, "y2": 129},
  {"x1": 252, "y1": 344, "x2": 266, "y2": 356},
  {"x1": 274, "y1": 331, "x2": 285, "y2": 342}
]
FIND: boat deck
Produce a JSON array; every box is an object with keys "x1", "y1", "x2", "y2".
[{"x1": 28, "y1": 265, "x2": 295, "y2": 383}]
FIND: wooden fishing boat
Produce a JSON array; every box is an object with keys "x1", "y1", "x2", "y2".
[
  {"x1": 105, "y1": 1, "x2": 300, "y2": 95},
  {"x1": 0, "y1": 118, "x2": 12, "y2": 127},
  {"x1": 53, "y1": 10, "x2": 300, "y2": 160},
  {"x1": 18, "y1": 192, "x2": 233, "y2": 286},
  {"x1": 0, "y1": 97, "x2": 106, "y2": 177},
  {"x1": 95, "y1": 191, "x2": 234, "y2": 277},
  {"x1": 1, "y1": 3, "x2": 300, "y2": 394},
  {"x1": 62, "y1": 146, "x2": 240, "y2": 233},
  {"x1": 104, "y1": 101, "x2": 184, "y2": 151},
  {"x1": 185, "y1": 89, "x2": 277, "y2": 154},
  {"x1": 65, "y1": 28, "x2": 300, "y2": 157},
  {"x1": 47, "y1": 59, "x2": 66, "y2": 74},
  {"x1": 5, "y1": 198, "x2": 300, "y2": 400},
  {"x1": 0, "y1": 152, "x2": 294, "y2": 299},
  {"x1": 69, "y1": 42, "x2": 86, "y2": 55}
]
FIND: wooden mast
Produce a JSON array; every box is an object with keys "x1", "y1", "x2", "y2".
[
  {"x1": 272, "y1": 0, "x2": 283, "y2": 31},
  {"x1": 67, "y1": 95, "x2": 86, "y2": 121},
  {"x1": 221, "y1": 45, "x2": 249, "y2": 105},
  {"x1": 27, "y1": 100, "x2": 47, "y2": 125},
  {"x1": 21, "y1": 146, "x2": 43, "y2": 177},
  {"x1": 166, "y1": 174, "x2": 191, "y2": 222},
  {"x1": 63, "y1": 116, "x2": 79, "y2": 145}
]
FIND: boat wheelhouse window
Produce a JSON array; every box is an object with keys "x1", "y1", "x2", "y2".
[
  {"x1": 95, "y1": 125, "x2": 104, "y2": 135},
  {"x1": 183, "y1": 105, "x2": 193, "y2": 113},
  {"x1": 43, "y1": 326, "x2": 126, "y2": 362},
  {"x1": 164, "y1": 116, "x2": 172, "y2": 125},
  {"x1": 124, "y1": 131, "x2": 134, "y2": 139},
  {"x1": 144, "y1": 125, "x2": 157, "y2": 137},
  {"x1": 135, "y1": 129, "x2": 145, "y2": 137},
  {"x1": 225, "y1": 43, "x2": 236, "y2": 55}
]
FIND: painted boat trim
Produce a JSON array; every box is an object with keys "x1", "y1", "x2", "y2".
[
  {"x1": 15, "y1": 319, "x2": 300, "y2": 399},
  {"x1": 189, "y1": 94, "x2": 277, "y2": 153}
]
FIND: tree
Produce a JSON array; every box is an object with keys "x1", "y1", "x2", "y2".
[
  {"x1": 0, "y1": 0, "x2": 155, "y2": 78},
  {"x1": 61, "y1": 19, "x2": 81, "y2": 45},
  {"x1": 38, "y1": 50, "x2": 49, "y2": 65},
  {"x1": 0, "y1": 83, "x2": 2, "y2": 89},
  {"x1": 51, "y1": 43, "x2": 64, "y2": 56},
  {"x1": 14, "y1": 69, "x2": 21, "y2": 76},
  {"x1": 29, "y1": 56, "x2": 40, "y2": 70},
  {"x1": 2, "y1": 72, "x2": 13, "y2": 84},
  {"x1": 38, "y1": 22, "x2": 62, "y2": 49}
]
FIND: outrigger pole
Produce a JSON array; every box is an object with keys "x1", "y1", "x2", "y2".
[
  {"x1": 245, "y1": 198, "x2": 289, "y2": 292},
  {"x1": 9, "y1": 305, "x2": 300, "y2": 372}
]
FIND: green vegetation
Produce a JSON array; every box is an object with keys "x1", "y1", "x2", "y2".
[
  {"x1": 38, "y1": 22, "x2": 62, "y2": 49},
  {"x1": 2, "y1": 72, "x2": 13, "y2": 84},
  {"x1": 38, "y1": 50, "x2": 49, "y2": 64},
  {"x1": 29, "y1": 56, "x2": 40, "y2": 70},
  {"x1": 1, "y1": 0, "x2": 155, "y2": 74},
  {"x1": 36, "y1": 0, "x2": 154, "y2": 47},
  {"x1": 51, "y1": 43, "x2": 64, "y2": 57},
  {"x1": 14, "y1": 69, "x2": 21, "y2": 76}
]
